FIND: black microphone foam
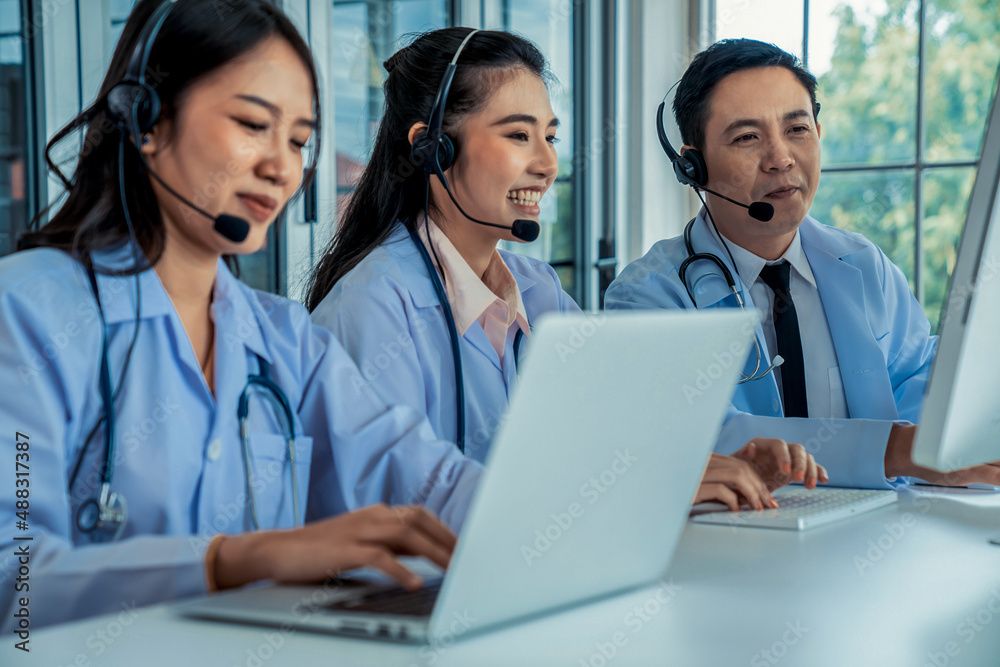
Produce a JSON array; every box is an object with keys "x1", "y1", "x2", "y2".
[
  {"x1": 436, "y1": 174, "x2": 541, "y2": 243},
  {"x1": 511, "y1": 219, "x2": 540, "y2": 242},
  {"x1": 699, "y1": 186, "x2": 775, "y2": 223},
  {"x1": 214, "y1": 214, "x2": 251, "y2": 243},
  {"x1": 748, "y1": 202, "x2": 774, "y2": 222},
  {"x1": 139, "y1": 150, "x2": 253, "y2": 243}
]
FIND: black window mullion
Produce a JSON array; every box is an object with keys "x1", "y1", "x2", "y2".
[{"x1": 24, "y1": 0, "x2": 47, "y2": 232}]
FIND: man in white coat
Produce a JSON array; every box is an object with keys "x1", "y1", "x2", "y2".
[{"x1": 607, "y1": 38, "x2": 1000, "y2": 488}]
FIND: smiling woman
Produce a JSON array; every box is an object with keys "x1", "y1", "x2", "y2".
[{"x1": 306, "y1": 27, "x2": 582, "y2": 464}]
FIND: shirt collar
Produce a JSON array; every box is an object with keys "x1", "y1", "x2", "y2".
[
  {"x1": 210, "y1": 258, "x2": 273, "y2": 364},
  {"x1": 416, "y1": 215, "x2": 530, "y2": 336},
  {"x1": 722, "y1": 222, "x2": 817, "y2": 290},
  {"x1": 89, "y1": 242, "x2": 174, "y2": 324},
  {"x1": 89, "y1": 242, "x2": 271, "y2": 363}
]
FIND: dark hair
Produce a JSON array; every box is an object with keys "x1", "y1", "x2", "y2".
[
  {"x1": 18, "y1": 0, "x2": 322, "y2": 273},
  {"x1": 305, "y1": 27, "x2": 547, "y2": 311},
  {"x1": 673, "y1": 38, "x2": 819, "y2": 151}
]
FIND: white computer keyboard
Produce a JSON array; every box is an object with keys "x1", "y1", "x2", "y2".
[{"x1": 690, "y1": 487, "x2": 898, "y2": 531}]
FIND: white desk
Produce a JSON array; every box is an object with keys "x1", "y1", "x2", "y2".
[{"x1": 8, "y1": 488, "x2": 1000, "y2": 666}]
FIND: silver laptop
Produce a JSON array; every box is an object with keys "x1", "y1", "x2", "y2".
[{"x1": 182, "y1": 310, "x2": 756, "y2": 643}]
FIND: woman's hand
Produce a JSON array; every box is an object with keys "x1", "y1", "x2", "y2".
[{"x1": 213, "y1": 504, "x2": 457, "y2": 591}]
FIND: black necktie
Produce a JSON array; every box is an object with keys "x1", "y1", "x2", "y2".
[{"x1": 759, "y1": 261, "x2": 808, "y2": 418}]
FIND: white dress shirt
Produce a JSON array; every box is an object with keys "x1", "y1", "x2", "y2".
[{"x1": 725, "y1": 230, "x2": 850, "y2": 419}]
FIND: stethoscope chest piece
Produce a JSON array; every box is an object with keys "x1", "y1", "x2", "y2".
[{"x1": 76, "y1": 484, "x2": 128, "y2": 543}]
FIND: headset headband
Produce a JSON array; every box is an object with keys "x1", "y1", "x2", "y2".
[
  {"x1": 425, "y1": 28, "x2": 481, "y2": 140},
  {"x1": 125, "y1": 0, "x2": 176, "y2": 87}
]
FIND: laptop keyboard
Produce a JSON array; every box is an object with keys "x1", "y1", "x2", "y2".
[
  {"x1": 691, "y1": 487, "x2": 898, "y2": 530},
  {"x1": 324, "y1": 580, "x2": 443, "y2": 617}
]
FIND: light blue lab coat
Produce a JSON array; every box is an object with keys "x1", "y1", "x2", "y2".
[
  {"x1": 311, "y1": 223, "x2": 581, "y2": 462},
  {"x1": 0, "y1": 243, "x2": 480, "y2": 632},
  {"x1": 605, "y1": 210, "x2": 937, "y2": 489}
]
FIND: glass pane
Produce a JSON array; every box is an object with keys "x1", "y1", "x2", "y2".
[
  {"x1": 237, "y1": 225, "x2": 279, "y2": 293},
  {"x1": 109, "y1": 0, "x2": 140, "y2": 59},
  {"x1": 0, "y1": 0, "x2": 26, "y2": 257},
  {"x1": 810, "y1": 0, "x2": 919, "y2": 166},
  {"x1": 504, "y1": 0, "x2": 574, "y2": 175},
  {"x1": 501, "y1": 179, "x2": 574, "y2": 264},
  {"x1": 923, "y1": 166, "x2": 976, "y2": 331},
  {"x1": 503, "y1": 0, "x2": 576, "y2": 287},
  {"x1": 332, "y1": 0, "x2": 448, "y2": 194},
  {"x1": 598, "y1": 264, "x2": 614, "y2": 308},
  {"x1": 810, "y1": 170, "x2": 916, "y2": 288},
  {"x1": 554, "y1": 264, "x2": 574, "y2": 297},
  {"x1": 924, "y1": 0, "x2": 1000, "y2": 163},
  {"x1": 715, "y1": 0, "x2": 803, "y2": 59}
]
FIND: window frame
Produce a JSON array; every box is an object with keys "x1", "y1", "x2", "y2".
[
  {"x1": 1, "y1": 1, "x2": 44, "y2": 253},
  {"x1": 702, "y1": 0, "x2": 985, "y2": 313}
]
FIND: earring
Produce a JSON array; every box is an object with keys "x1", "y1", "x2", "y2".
[{"x1": 141, "y1": 135, "x2": 150, "y2": 145}]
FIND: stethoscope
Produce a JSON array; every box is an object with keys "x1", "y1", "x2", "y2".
[
  {"x1": 407, "y1": 224, "x2": 525, "y2": 455},
  {"x1": 73, "y1": 264, "x2": 300, "y2": 542},
  {"x1": 678, "y1": 216, "x2": 784, "y2": 383},
  {"x1": 238, "y1": 357, "x2": 301, "y2": 532}
]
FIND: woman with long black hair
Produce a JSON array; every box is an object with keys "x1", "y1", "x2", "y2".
[
  {"x1": 308, "y1": 28, "x2": 578, "y2": 460},
  {"x1": 0, "y1": 0, "x2": 474, "y2": 631}
]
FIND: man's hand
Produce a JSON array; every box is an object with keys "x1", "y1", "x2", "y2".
[
  {"x1": 695, "y1": 453, "x2": 777, "y2": 511},
  {"x1": 885, "y1": 423, "x2": 1000, "y2": 485},
  {"x1": 694, "y1": 439, "x2": 829, "y2": 512},
  {"x1": 734, "y1": 438, "x2": 828, "y2": 492}
]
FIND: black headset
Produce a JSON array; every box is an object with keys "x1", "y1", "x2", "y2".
[
  {"x1": 408, "y1": 29, "x2": 481, "y2": 179},
  {"x1": 656, "y1": 99, "x2": 710, "y2": 189},
  {"x1": 655, "y1": 85, "x2": 819, "y2": 191},
  {"x1": 106, "y1": 0, "x2": 176, "y2": 146},
  {"x1": 654, "y1": 82, "x2": 788, "y2": 384},
  {"x1": 404, "y1": 28, "x2": 531, "y2": 455},
  {"x1": 73, "y1": 0, "x2": 180, "y2": 542},
  {"x1": 407, "y1": 28, "x2": 478, "y2": 455}
]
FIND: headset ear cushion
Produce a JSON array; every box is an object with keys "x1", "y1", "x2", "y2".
[
  {"x1": 106, "y1": 83, "x2": 140, "y2": 134},
  {"x1": 134, "y1": 84, "x2": 161, "y2": 134},
  {"x1": 435, "y1": 134, "x2": 455, "y2": 172},
  {"x1": 106, "y1": 82, "x2": 161, "y2": 140},
  {"x1": 410, "y1": 132, "x2": 457, "y2": 175},
  {"x1": 680, "y1": 147, "x2": 708, "y2": 187},
  {"x1": 411, "y1": 131, "x2": 437, "y2": 174}
]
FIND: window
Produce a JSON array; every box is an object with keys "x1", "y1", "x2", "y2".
[
  {"x1": 493, "y1": 0, "x2": 578, "y2": 296},
  {"x1": 712, "y1": 0, "x2": 1000, "y2": 330},
  {"x1": 331, "y1": 0, "x2": 449, "y2": 214},
  {"x1": 109, "y1": 0, "x2": 136, "y2": 48},
  {"x1": 1, "y1": 0, "x2": 28, "y2": 257}
]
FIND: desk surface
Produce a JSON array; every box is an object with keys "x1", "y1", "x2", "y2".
[{"x1": 9, "y1": 488, "x2": 1000, "y2": 667}]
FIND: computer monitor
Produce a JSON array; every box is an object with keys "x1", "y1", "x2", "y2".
[{"x1": 912, "y1": 70, "x2": 1000, "y2": 472}]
